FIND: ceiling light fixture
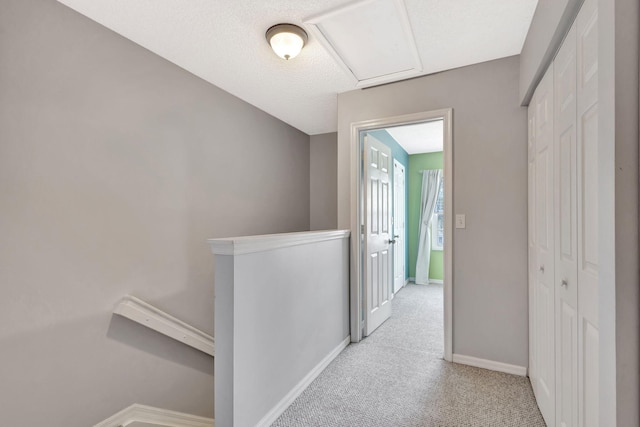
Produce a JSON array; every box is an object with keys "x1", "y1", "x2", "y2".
[{"x1": 266, "y1": 24, "x2": 308, "y2": 60}]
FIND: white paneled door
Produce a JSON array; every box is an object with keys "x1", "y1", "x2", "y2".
[
  {"x1": 528, "y1": 90, "x2": 538, "y2": 396},
  {"x1": 576, "y1": 0, "x2": 599, "y2": 424},
  {"x1": 364, "y1": 134, "x2": 393, "y2": 336},
  {"x1": 393, "y1": 159, "x2": 406, "y2": 294},
  {"x1": 554, "y1": 21, "x2": 578, "y2": 427},
  {"x1": 534, "y1": 63, "x2": 556, "y2": 427}
]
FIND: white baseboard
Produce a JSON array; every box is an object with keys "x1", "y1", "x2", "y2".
[
  {"x1": 452, "y1": 354, "x2": 527, "y2": 377},
  {"x1": 94, "y1": 404, "x2": 214, "y2": 427},
  {"x1": 404, "y1": 278, "x2": 411, "y2": 286},
  {"x1": 256, "y1": 336, "x2": 350, "y2": 427},
  {"x1": 410, "y1": 278, "x2": 443, "y2": 285}
]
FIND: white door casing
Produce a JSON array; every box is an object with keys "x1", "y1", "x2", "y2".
[
  {"x1": 349, "y1": 109, "x2": 453, "y2": 362},
  {"x1": 534, "y1": 63, "x2": 556, "y2": 427},
  {"x1": 576, "y1": 0, "x2": 599, "y2": 424},
  {"x1": 393, "y1": 159, "x2": 406, "y2": 294},
  {"x1": 528, "y1": 91, "x2": 538, "y2": 397},
  {"x1": 554, "y1": 21, "x2": 578, "y2": 427},
  {"x1": 363, "y1": 134, "x2": 393, "y2": 336}
]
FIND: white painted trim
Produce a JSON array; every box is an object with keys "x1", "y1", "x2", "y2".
[
  {"x1": 413, "y1": 279, "x2": 443, "y2": 286},
  {"x1": 405, "y1": 278, "x2": 411, "y2": 286},
  {"x1": 303, "y1": 19, "x2": 358, "y2": 87},
  {"x1": 208, "y1": 230, "x2": 350, "y2": 256},
  {"x1": 114, "y1": 295, "x2": 214, "y2": 357},
  {"x1": 349, "y1": 108, "x2": 453, "y2": 363},
  {"x1": 442, "y1": 108, "x2": 454, "y2": 363},
  {"x1": 94, "y1": 404, "x2": 214, "y2": 427},
  {"x1": 452, "y1": 354, "x2": 527, "y2": 377},
  {"x1": 392, "y1": 158, "x2": 407, "y2": 295},
  {"x1": 256, "y1": 336, "x2": 351, "y2": 427},
  {"x1": 408, "y1": 277, "x2": 415, "y2": 283}
]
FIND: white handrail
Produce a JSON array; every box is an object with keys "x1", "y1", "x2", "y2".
[{"x1": 114, "y1": 295, "x2": 214, "y2": 357}]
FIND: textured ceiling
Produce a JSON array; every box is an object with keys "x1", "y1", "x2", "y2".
[
  {"x1": 386, "y1": 120, "x2": 443, "y2": 155},
  {"x1": 56, "y1": 0, "x2": 538, "y2": 135}
]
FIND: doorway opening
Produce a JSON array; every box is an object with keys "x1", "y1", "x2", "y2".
[{"x1": 349, "y1": 109, "x2": 453, "y2": 362}]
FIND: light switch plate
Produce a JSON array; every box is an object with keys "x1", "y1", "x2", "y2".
[{"x1": 455, "y1": 214, "x2": 466, "y2": 229}]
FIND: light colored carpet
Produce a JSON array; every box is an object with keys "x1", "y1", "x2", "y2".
[{"x1": 272, "y1": 283, "x2": 546, "y2": 427}]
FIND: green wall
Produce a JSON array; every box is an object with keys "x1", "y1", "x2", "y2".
[{"x1": 408, "y1": 152, "x2": 444, "y2": 280}]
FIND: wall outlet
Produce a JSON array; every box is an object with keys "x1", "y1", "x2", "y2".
[{"x1": 455, "y1": 214, "x2": 466, "y2": 229}]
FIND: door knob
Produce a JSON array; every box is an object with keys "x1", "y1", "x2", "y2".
[
  {"x1": 539, "y1": 265, "x2": 545, "y2": 273},
  {"x1": 388, "y1": 239, "x2": 396, "y2": 244},
  {"x1": 561, "y1": 279, "x2": 568, "y2": 287}
]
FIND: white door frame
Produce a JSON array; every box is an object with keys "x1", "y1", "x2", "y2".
[
  {"x1": 392, "y1": 158, "x2": 406, "y2": 295},
  {"x1": 349, "y1": 108, "x2": 453, "y2": 362}
]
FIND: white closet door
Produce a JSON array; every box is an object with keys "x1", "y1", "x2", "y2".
[
  {"x1": 528, "y1": 94, "x2": 538, "y2": 397},
  {"x1": 534, "y1": 64, "x2": 556, "y2": 427},
  {"x1": 554, "y1": 22, "x2": 578, "y2": 427},
  {"x1": 576, "y1": 0, "x2": 599, "y2": 424}
]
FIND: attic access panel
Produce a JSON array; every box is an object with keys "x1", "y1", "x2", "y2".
[{"x1": 305, "y1": 0, "x2": 422, "y2": 88}]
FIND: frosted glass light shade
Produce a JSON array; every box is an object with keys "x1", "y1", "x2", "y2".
[{"x1": 266, "y1": 24, "x2": 308, "y2": 60}]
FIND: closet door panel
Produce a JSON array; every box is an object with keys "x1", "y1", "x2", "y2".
[
  {"x1": 534, "y1": 64, "x2": 555, "y2": 427},
  {"x1": 528, "y1": 1, "x2": 600, "y2": 425},
  {"x1": 582, "y1": 322, "x2": 599, "y2": 427},
  {"x1": 576, "y1": 0, "x2": 599, "y2": 424},
  {"x1": 528, "y1": 100, "x2": 538, "y2": 395},
  {"x1": 554, "y1": 22, "x2": 578, "y2": 427}
]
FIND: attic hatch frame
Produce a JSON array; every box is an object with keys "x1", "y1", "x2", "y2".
[{"x1": 304, "y1": 0, "x2": 423, "y2": 88}]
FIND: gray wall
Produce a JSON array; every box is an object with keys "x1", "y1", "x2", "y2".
[
  {"x1": 598, "y1": 0, "x2": 640, "y2": 424},
  {"x1": 519, "y1": 0, "x2": 584, "y2": 104},
  {"x1": 310, "y1": 133, "x2": 338, "y2": 230},
  {"x1": 0, "y1": 0, "x2": 310, "y2": 426},
  {"x1": 337, "y1": 56, "x2": 529, "y2": 367}
]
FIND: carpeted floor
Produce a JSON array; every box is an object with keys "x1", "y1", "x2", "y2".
[{"x1": 272, "y1": 283, "x2": 546, "y2": 427}]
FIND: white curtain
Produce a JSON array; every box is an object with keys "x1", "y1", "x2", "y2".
[{"x1": 415, "y1": 169, "x2": 442, "y2": 285}]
